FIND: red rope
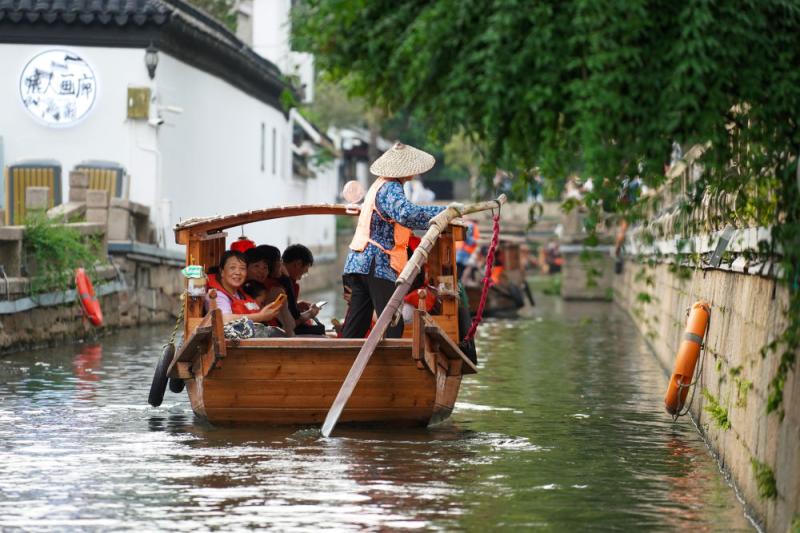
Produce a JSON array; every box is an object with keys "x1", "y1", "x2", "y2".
[{"x1": 464, "y1": 212, "x2": 501, "y2": 341}]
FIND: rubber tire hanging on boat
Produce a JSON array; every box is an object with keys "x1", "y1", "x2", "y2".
[
  {"x1": 148, "y1": 343, "x2": 175, "y2": 407},
  {"x1": 168, "y1": 377, "x2": 185, "y2": 394}
]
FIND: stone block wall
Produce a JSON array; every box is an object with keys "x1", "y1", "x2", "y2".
[
  {"x1": 614, "y1": 262, "x2": 799, "y2": 532},
  {"x1": 111, "y1": 255, "x2": 183, "y2": 327},
  {"x1": 0, "y1": 291, "x2": 125, "y2": 350},
  {"x1": 0, "y1": 256, "x2": 183, "y2": 353},
  {"x1": 561, "y1": 251, "x2": 614, "y2": 300}
]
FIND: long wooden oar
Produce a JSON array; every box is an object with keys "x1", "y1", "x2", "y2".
[{"x1": 321, "y1": 195, "x2": 506, "y2": 437}]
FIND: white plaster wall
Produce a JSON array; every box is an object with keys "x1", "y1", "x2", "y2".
[
  {"x1": 283, "y1": 161, "x2": 339, "y2": 253},
  {"x1": 0, "y1": 42, "x2": 336, "y2": 262},
  {"x1": 155, "y1": 54, "x2": 336, "y2": 255},
  {"x1": 252, "y1": 0, "x2": 292, "y2": 71},
  {"x1": 0, "y1": 43, "x2": 158, "y2": 211}
]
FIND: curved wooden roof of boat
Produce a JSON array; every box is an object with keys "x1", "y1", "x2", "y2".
[{"x1": 174, "y1": 203, "x2": 357, "y2": 238}]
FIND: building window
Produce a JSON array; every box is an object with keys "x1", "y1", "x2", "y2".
[
  {"x1": 271, "y1": 127, "x2": 277, "y2": 175},
  {"x1": 260, "y1": 122, "x2": 265, "y2": 172}
]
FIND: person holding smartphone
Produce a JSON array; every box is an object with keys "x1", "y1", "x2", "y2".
[{"x1": 282, "y1": 244, "x2": 325, "y2": 335}]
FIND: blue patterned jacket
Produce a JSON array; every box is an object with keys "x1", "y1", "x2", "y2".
[{"x1": 343, "y1": 180, "x2": 444, "y2": 282}]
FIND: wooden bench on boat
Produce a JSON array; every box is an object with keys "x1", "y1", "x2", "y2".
[{"x1": 166, "y1": 203, "x2": 475, "y2": 427}]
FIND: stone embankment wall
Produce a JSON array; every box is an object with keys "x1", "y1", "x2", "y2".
[
  {"x1": 615, "y1": 263, "x2": 799, "y2": 532},
  {"x1": 0, "y1": 255, "x2": 183, "y2": 353}
]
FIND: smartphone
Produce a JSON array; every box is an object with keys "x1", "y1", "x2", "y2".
[
  {"x1": 314, "y1": 300, "x2": 328, "y2": 309},
  {"x1": 273, "y1": 293, "x2": 287, "y2": 306}
]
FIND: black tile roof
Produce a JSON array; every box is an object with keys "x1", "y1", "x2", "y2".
[
  {"x1": 0, "y1": 0, "x2": 289, "y2": 111},
  {"x1": 0, "y1": 0, "x2": 170, "y2": 25}
]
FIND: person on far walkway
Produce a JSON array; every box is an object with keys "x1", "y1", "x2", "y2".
[{"x1": 342, "y1": 142, "x2": 449, "y2": 338}]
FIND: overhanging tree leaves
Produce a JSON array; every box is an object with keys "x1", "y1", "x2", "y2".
[{"x1": 293, "y1": 0, "x2": 800, "y2": 415}]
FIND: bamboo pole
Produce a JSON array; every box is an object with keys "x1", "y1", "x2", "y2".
[{"x1": 321, "y1": 195, "x2": 506, "y2": 437}]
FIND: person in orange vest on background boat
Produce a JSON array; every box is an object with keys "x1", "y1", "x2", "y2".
[
  {"x1": 491, "y1": 248, "x2": 506, "y2": 285},
  {"x1": 342, "y1": 142, "x2": 457, "y2": 338},
  {"x1": 455, "y1": 219, "x2": 480, "y2": 279}
]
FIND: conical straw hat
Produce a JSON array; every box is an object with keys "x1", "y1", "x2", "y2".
[{"x1": 369, "y1": 142, "x2": 435, "y2": 178}]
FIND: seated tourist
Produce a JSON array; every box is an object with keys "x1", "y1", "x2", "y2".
[
  {"x1": 461, "y1": 246, "x2": 487, "y2": 286},
  {"x1": 205, "y1": 251, "x2": 282, "y2": 329},
  {"x1": 281, "y1": 244, "x2": 324, "y2": 335},
  {"x1": 242, "y1": 280, "x2": 269, "y2": 307},
  {"x1": 244, "y1": 244, "x2": 299, "y2": 335}
]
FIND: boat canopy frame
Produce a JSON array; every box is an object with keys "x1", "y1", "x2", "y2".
[
  {"x1": 174, "y1": 202, "x2": 465, "y2": 343},
  {"x1": 174, "y1": 203, "x2": 357, "y2": 243}
]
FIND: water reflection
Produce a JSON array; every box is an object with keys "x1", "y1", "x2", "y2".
[
  {"x1": 0, "y1": 294, "x2": 753, "y2": 531},
  {"x1": 72, "y1": 344, "x2": 102, "y2": 401}
]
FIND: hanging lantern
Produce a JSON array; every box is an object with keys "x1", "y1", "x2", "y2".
[{"x1": 231, "y1": 235, "x2": 255, "y2": 253}]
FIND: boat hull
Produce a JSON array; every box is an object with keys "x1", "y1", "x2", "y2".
[
  {"x1": 465, "y1": 283, "x2": 524, "y2": 317},
  {"x1": 184, "y1": 338, "x2": 461, "y2": 426}
]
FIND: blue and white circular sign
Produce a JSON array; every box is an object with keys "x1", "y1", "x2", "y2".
[{"x1": 19, "y1": 49, "x2": 97, "y2": 127}]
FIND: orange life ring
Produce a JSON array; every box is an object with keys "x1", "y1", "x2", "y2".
[
  {"x1": 664, "y1": 300, "x2": 710, "y2": 415},
  {"x1": 75, "y1": 268, "x2": 103, "y2": 327}
]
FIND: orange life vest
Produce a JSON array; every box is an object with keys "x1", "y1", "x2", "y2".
[
  {"x1": 404, "y1": 288, "x2": 436, "y2": 312},
  {"x1": 455, "y1": 221, "x2": 480, "y2": 256},
  {"x1": 207, "y1": 273, "x2": 260, "y2": 315},
  {"x1": 491, "y1": 265, "x2": 505, "y2": 285},
  {"x1": 349, "y1": 177, "x2": 412, "y2": 275}
]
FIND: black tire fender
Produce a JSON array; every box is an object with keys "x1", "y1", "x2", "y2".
[
  {"x1": 148, "y1": 343, "x2": 175, "y2": 407},
  {"x1": 168, "y1": 377, "x2": 185, "y2": 394}
]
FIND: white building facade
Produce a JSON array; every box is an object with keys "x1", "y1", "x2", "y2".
[{"x1": 0, "y1": 0, "x2": 337, "y2": 256}]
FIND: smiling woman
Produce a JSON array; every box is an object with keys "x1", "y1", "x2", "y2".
[{"x1": 206, "y1": 251, "x2": 281, "y2": 324}]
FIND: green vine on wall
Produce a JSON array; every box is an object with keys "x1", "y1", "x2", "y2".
[
  {"x1": 23, "y1": 214, "x2": 104, "y2": 295},
  {"x1": 702, "y1": 388, "x2": 731, "y2": 430},
  {"x1": 751, "y1": 458, "x2": 778, "y2": 500}
]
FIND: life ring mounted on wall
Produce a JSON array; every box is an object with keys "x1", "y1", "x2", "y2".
[
  {"x1": 75, "y1": 267, "x2": 103, "y2": 327},
  {"x1": 664, "y1": 300, "x2": 711, "y2": 416}
]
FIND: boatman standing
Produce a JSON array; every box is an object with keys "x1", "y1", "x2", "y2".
[{"x1": 342, "y1": 142, "x2": 447, "y2": 338}]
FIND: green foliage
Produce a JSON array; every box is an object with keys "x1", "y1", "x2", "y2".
[
  {"x1": 293, "y1": 0, "x2": 800, "y2": 416},
  {"x1": 750, "y1": 458, "x2": 778, "y2": 499},
  {"x1": 301, "y1": 76, "x2": 368, "y2": 131},
  {"x1": 734, "y1": 376, "x2": 754, "y2": 408},
  {"x1": 23, "y1": 214, "x2": 103, "y2": 294},
  {"x1": 702, "y1": 388, "x2": 731, "y2": 430},
  {"x1": 541, "y1": 275, "x2": 562, "y2": 296},
  {"x1": 185, "y1": 0, "x2": 236, "y2": 31}
]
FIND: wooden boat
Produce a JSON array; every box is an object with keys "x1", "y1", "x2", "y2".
[
  {"x1": 164, "y1": 204, "x2": 477, "y2": 426},
  {"x1": 463, "y1": 235, "x2": 532, "y2": 317}
]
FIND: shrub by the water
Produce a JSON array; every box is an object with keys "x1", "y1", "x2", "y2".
[{"x1": 23, "y1": 214, "x2": 103, "y2": 294}]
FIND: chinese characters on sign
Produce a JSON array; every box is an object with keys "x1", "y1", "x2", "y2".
[{"x1": 19, "y1": 50, "x2": 97, "y2": 127}]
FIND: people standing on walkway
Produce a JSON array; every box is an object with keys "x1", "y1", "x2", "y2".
[{"x1": 342, "y1": 142, "x2": 446, "y2": 339}]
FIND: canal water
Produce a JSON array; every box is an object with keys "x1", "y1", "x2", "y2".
[{"x1": 0, "y1": 291, "x2": 753, "y2": 531}]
